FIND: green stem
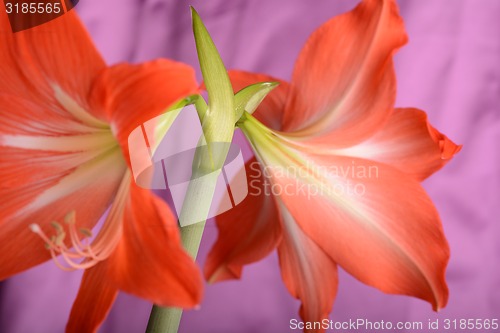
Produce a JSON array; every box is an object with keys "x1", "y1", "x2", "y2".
[
  {"x1": 146, "y1": 8, "x2": 235, "y2": 330},
  {"x1": 146, "y1": 222, "x2": 206, "y2": 333},
  {"x1": 146, "y1": 306, "x2": 182, "y2": 333},
  {"x1": 179, "y1": 221, "x2": 207, "y2": 259},
  {"x1": 146, "y1": 131, "x2": 218, "y2": 333}
]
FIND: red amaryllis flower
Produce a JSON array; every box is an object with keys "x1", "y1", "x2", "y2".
[
  {"x1": 206, "y1": 0, "x2": 461, "y2": 330},
  {"x1": 0, "y1": 10, "x2": 202, "y2": 332}
]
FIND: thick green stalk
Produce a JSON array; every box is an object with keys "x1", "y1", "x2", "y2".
[
  {"x1": 146, "y1": 7, "x2": 234, "y2": 333},
  {"x1": 145, "y1": 222, "x2": 205, "y2": 333},
  {"x1": 146, "y1": 304, "x2": 182, "y2": 333},
  {"x1": 144, "y1": 5, "x2": 281, "y2": 331}
]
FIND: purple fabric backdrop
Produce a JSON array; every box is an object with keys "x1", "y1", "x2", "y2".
[{"x1": 1, "y1": 0, "x2": 498, "y2": 332}]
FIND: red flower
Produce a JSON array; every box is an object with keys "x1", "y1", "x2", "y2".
[
  {"x1": 206, "y1": 0, "x2": 461, "y2": 331},
  {"x1": 0, "y1": 10, "x2": 202, "y2": 332}
]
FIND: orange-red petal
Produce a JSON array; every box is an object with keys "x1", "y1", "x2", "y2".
[
  {"x1": 0, "y1": 10, "x2": 129, "y2": 278},
  {"x1": 0, "y1": 5, "x2": 124, "y2": 276},
  {"x1": 66, "y1": 262, "x2": 118, "y2": 333},
  {"x1": 278, "y1": 203, "x2": 338, "y2": 331},
  {"x1": 0, "y1": 10, "x2": 106, "y2": 122},
  {"x1": 205, "y1": 157, "x2": 282, "y2": 282},
  {"x1": 283, "y1": 0, "x2": 407, "y2": 146},
  {"x1": 272, "y1": 154, "x2": 449, "y2": 310},
  {"x1": 89, "y1": 60, "x2": 199, "y2": 163},
  {"x1": 0, "y1": 94, "x2": 117, "y2": 190},
  {"x1": 229, "y1": 70, "x2": 289, "y2": 130},
  {"x1": 334, "y1": 108, "x2": 462, "y2": 181},
  {"x1": 0, "y1": 149, "x2": 126, "y2": 279},
  {"x1": 106, "y1": 181, "x2": 203, "y2": 308}
]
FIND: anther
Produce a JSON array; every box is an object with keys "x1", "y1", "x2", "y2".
[
  {"x1": 30, "y1": 211, "x2": 103, "y2": 271},
  {"x1": 64, "y1": 210, "x2": 76, "y2": 224}
]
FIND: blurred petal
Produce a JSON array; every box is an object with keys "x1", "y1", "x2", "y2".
[
  {"x1": 90, "y1": 60, "x2": 199, "y2": 162},
  {"x1": 0, "y1": 10, "x2": 107, "y2": 124},
  {"x1": 272, "y1": 153, "x2": 449, "y2": 310},
  {"x1": 106, "y1": 182, "x2": 203, "y2": 308},
  {"x1": 229, "y1": 70, "x2": 289, "y2": 130},
  {"x1": 334, "y1": 108, "x2": 462, "y2": 180},
  {"x1": 66, "y1": 262, "x2": 118, "y2": 333},
  {"x1": 205, "y1": 158, "x2": 282, "y2": 282},
  {"x1": 245, "y1": 117, "x2": 451, "y2": 311},
  {"x1": 283, "y1": 0, "x2": 407, "y2": 146},
  {"x1": 278, "y1": 203, "x2": 338, "y2": 330}
]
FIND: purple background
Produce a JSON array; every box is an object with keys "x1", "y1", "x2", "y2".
[{"x1": 1, "y1": 0, "x2": 498, "y2": 332}]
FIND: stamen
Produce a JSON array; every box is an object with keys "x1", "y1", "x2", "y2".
[
  {"x1": 64, "y1": 211, "x2": 76, "y2": 224},
  {"x1": 79, "y1": 228, "x2": 93, "y2": 238},
  {"x1": 50, "y1": 221, "x2": 63, "y2": 232},
  {"x1": 29, "y1": 172, "x2": 131, "y2": 271},
  {"x1": 29, "y1": 214, "x2": 99, "y2": 270}
]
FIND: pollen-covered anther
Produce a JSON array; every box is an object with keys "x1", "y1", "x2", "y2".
[{"x1": 29, "y1": 211, "x2": 105, "y2": 271}]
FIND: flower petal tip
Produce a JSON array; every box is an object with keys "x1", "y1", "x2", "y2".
[
  {"x1": 441, "y1": 142, "x2": 462, "y2": 160},
  {"x1": 433, "y1": 300, "x2": 447, "y2": 313},
  {"x1": 427, "y1": 122, "x2": 462, "y2": 160},
  {"x1": 206, "y1": 264, "x2": 242, "y2": 284}
]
